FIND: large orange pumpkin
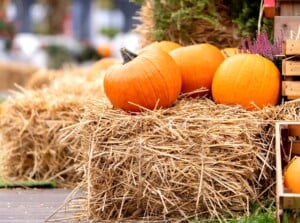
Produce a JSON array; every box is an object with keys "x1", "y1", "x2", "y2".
[
  {"x1": 169, "y1": 43, "x2": 224, "y2": 96},
  {"x1": 139, "y1": 41, "x2": 182, "y2": 54},
  {"x1": 104, "y1": 46, "x2": 182, "y2": 112},
  {"x1": 212, "y1": 53, "x2": 281, "y2": 110},
  {"x1": 284, "y1": 156, "x2": 300, "y2": 193}
]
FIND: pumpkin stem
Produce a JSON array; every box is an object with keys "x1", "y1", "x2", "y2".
[{"x1": 120, "y1": 47, "x2": 138, "y2": 64}]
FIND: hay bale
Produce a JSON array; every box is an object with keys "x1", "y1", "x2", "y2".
[
  {"x1": 0, "y1": 64, "x2": 106, "y2": 188},
  {"x1": 25, "y1": 69, "x2": 58, "y2": 90},
  {"x1": 75, "y1": 97, "x2": 278, "y2": 222},
  {"x1": 0, "y1": 61, "x2": 38, "y2": 91},
  {"x1": 26, "y1": 66, "x2": 105, "y2": 98},
  {"x1": 135, "y1": 0, "x2": 240, "y2": 48},
  {"x1": 0, "y1": 88, "x2": 87, "y2": 188}
]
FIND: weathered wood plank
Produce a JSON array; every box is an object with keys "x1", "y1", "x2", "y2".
[
  {"x1": 0, "y1": 188, "x2": 82, "y2": 223},
  {"x1": 274, "y1": 16, "x2": 300, "y2": 41}
]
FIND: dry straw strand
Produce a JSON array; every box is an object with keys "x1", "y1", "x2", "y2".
[{"x1": 73, "y1": 97, "x2": 284, "y2": 222}]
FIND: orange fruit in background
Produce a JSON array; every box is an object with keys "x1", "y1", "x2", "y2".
[
  {"x1": 96, "y1": 44, "x2": 113, "y2": 58},
  {"x1": 154, "y1": 41, "x2": 182, "y2": 53},
  {"x1": 170, "y1": 43, "x2": 224, "y2": 96},
  {"x1": 139, "y1": 40, "x2": 182, "y2": 54},
  {"x1": 284, "y1": 156, "x2": 300, "y2": 193},
  {"x1": 86, "y1": 57, "x2": 120, "y2": 81}
]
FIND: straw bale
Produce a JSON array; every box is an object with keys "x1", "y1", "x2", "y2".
[
  {"x1": 25, "y1": 69, "x2": 58, "y2": 90},
  {"x1": 74, "y1": 97, "x2": 279, "y2": 222},
  {"x1": 0, "y1": 88, "x2": 88, "y2": 188},
  {"x1": 0, "y1": 61, "x2": 38, "y2": 91},
  {"x1": 0, "y1": 63, "x2": 106, "y2": 188},
  {"x1": 26, "y1": 66, "x2": 105, "y2": 98},
  {"x1": 134, "y1": 0, "x2": 240, "y2": 48}
]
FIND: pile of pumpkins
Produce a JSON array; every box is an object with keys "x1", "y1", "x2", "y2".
[{"x1": 94, "y1": 41, "x2": 281, "y2": 112}]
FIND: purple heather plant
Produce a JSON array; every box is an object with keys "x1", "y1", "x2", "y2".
[{"x1": 241, "y1": 29, "x2": 283, "y2": 61}]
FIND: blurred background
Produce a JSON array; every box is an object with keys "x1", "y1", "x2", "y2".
[{"x1": 0, "y1": 0, "x2": 141, "y2": 68}]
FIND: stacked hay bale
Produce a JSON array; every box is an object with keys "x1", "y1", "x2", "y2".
[
  {"x1": 0, "y1": 65, "x2": 105, "y2": 188},
  {"x1": 70, "y1": 97, "x2": 283, "y2": 222},
  {"x1": 0, "y1": 90, "x2": 85, "y2": 187},
  {"x1": 135, "y1": 0, "x2": 240, "y2": 48},
  {"x1": 3, "y1": 61, "x2": 300, "y2": 220},
  {"x1": 0, "y1": 61, "x2": 38, "y2": 91},
  {"x1": 2, "y1": 55, "x2": 300, "y2": 221}
]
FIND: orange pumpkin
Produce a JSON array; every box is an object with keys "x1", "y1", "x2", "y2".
[
  {"x1": 139, "y1": 41, "x2": 182, "y2": 54},
  {"x1": 104, "y1": 46, "x2": 182, "y2": 112},
  {"x1": 212, "y1": 53, "x2": 280, "y2": 110},
  {"x1": 96, "y1": 44, "x2": 113, "y2": 57},
  {"x1": 86, "y1": 57, "x2": 120, "y2": 81},
  {"x1": 169, "y1": 43, "x2": 224, "y2": 96},
  {"x1": 284, "y1": 156, "x2": 300, "y2": 193}
]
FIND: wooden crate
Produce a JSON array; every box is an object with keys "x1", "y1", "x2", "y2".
[
  {"x1": 275, "y1": 17, "x2": 300, "y2": 42},
  {"x1": 275, "y1": 121, "x2": 300, "y2": 222},
  {"x1": 278, "y1": 0, "x2": 300, "y2": 16},
  {"x1": 282, "y1": 56, "x2": 300, "y2": 75},
  {"x1": 281, "y1": 55, "x2": 300, "y2": 100},
  {"x1": 282, "y1": 39, "x2": 300, "y2": 55},
  {"x1": 282, "y1": 80, "x2": 300, "y2": 99}
]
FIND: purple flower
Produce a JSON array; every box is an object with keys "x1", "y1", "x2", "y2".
[{"x1": 241, "y1": 30, "x2": 282, "y2": 61}]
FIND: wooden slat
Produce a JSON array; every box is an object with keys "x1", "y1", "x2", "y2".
[
  {"x1": 279, "y1": 2, "x2": 300, "y2": 16},
  {"x1": 276, "y1": 122, "x2": 285, "y2": 223},
  {"x1": 275, "y1": 17, "x2": 300, "y2": 42},
  {"x1": 282, "y1": 58, "x2": 300, "y2": 75},
  {"x1": 282, "y1": 80, "x2": 300, "y2": 98},
  {"x1": 276, "y1": 122, "x2": 300, "y2": 223},
  {"x1": 290, "y1": 141, "x2": 300, "y2": 154},
  {"x1": 282, "y1": 39, "x2": 300, "y2": 55},
  {"x1": 0, "y1": 188, "x2": 82, "y2": 223},
  {"x1": 281, "y1": 193, "x2": 300, "y2": 209},
  {"x1": 287, "y1": 123, "x2": 300, "y2": 136}
]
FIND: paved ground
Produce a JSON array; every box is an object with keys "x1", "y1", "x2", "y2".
[{"x1": 0, "y1": 188, "x2": 84, "y2": 223}]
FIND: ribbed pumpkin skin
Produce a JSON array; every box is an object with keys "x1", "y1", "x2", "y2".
[
  {"x1": 104, "y1": 47, "x2": 182, "y2": 112},
  {"x1": 170, "y1": 43, "x2": 224, "y2": 95},
  {"x1": 212, "y1": 54, "x2": 281, "y2": 110}
]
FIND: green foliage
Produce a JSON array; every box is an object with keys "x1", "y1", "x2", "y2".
[
  {"x1": 151, "y1": 0, "x2": 220, "y2": 42},
  {"x1": 98, "y1": 0, "x2": 115, "y2": 9},
  {"x1": 225, "y1": 0, "x2": 274, "y2": 39},
  {"x1": 190, "y1": 202, "x2": 277, "y2": 223},
  {"x1": 133, "y1": 0, "x2": 274, "y2": 43},
  {"x1": 227, "y1": 209, "x2": 275, "y2": 223},
  {"x1": 282, "y1": 210, "x2": 300, "y2": 223},
  {"x1": 0, "y1": 178, "x2": 57, "y2": 188},
  {"x1": 45, "y1": 45, "x2": 75, "y2": 69},
  {"x1": 99, "y1": 27, "x2": 121, "y2": 39}
]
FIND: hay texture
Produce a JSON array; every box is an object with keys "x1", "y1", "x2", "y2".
[
  {"x1": 135, "y1": 0, "x2": 240, "y2": 48},
  {"x1": 0, "y1": 65, "x2": 105, "y2": 188},
  {"x1": 0, "y1": 87, "x2": 96, "y2": 188},
  {"x1": 26, "y1": 65, "x2": 106, "y2": 98},
  {"x1": 75, "y1": 97, "x2": 280, "y2": 222},
  {"x1": 0, "y1": 61, "x2": 38, "y2": 91}
]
